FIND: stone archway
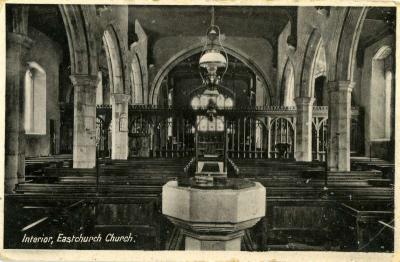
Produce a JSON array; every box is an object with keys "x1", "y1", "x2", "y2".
[
  {"x1": 293, "y1": 30, "x2": 326, "y2": 162},
  {"x1": 335, "y1": 8, "x2": 368, "y2": 83},
  {"x1": 130, "y1": 54, "x2": 144, "y2": 104},
  {"x1": 59, "y1": 5, "x2": 100, "y2": 168},
  {"x1": 59, "y1": 5, "x2": 98, "y2": 76},
  {"x1": 149, "y1": 44, "x2": 274, "y2": 105},
  {"x1": 300, "y1": 29, "x2": 325, "y2": 98},
  {"x1": 327, "y1": 7, "x2": 368, "y2": 171},
  {"x1": 102, "y1": 25, "x2": 130, "y2": 160},
  {"x1": 103, "y1": 25, "x2": 126, "y2": 94}
]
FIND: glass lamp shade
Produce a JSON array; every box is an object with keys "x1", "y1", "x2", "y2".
[{"x1": 199, "y1": 49, "x2": 227, "y2": 73}]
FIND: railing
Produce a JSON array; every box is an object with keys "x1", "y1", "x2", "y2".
[
  {"x1": 153, "y1": 148, "x2": 195, "y2": 158},
  {"x1": 92, "y1": 105, "x2": 364, "y2": 160},
  {"x1": 183, "y1": 157, "x2": 196, "y2": 177},
  {"x1": 227, "y1": 150, "x2": 268, "y2": 159},
  {"x1": 95, "y1": 104, "x2": 359, "y2": 112},
  {"x1": 227, "y1": 158, "x2": 240, "y2": 177}
]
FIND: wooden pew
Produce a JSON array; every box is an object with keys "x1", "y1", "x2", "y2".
[
  {"x1": 5, "y1": 194, "x2": 164, "y2": 250},
  {"x1": 338, "y1": 201, "x2": 394, "y2": 251}
]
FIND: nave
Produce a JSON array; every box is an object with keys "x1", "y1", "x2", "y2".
[{"x1": 4, "y1": 5, "x2": 395, "y2": 252}]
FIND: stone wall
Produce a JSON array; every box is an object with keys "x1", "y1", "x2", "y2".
[
  {"x1": 360, "y1": 35, "x2": 395, "y2": 159},
  {"x1": 25, "y1": 27, "x2": 62, "y2": 157}
]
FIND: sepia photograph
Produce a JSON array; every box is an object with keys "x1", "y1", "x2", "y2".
[{"x1": 1, "y1": 2, "x2": 397, "y2": 261}]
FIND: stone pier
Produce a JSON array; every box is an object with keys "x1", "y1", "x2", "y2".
[
  {"x1": 295, "y1": 96, "x2": 314, "y2": 161},
  {"x1": 111, "y1": 93, "x2": 130, "y2": 159},
  {"x1": 327, "y1": 81, "x2": 354, "y2": 171},
  {"x1": 5, "y1": 32, "x2": 33, "y2": 193},
  {"x1": 70, "y1": 74, "x2": 98, "y2": 168}
]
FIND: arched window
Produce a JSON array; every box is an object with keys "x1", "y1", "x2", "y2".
[
  {"x1": 168, "y1": 89, "x2": 173, "y2": 106},
  {"x1": 312, "y1": 41, "x2": 327, "y2": 106},
  {"x1": 216, "y1": 117, "x2": 224, "y2": 131},
  {"x1": 216, "y1": 94, "x2": 225, "y2": 107},
  {"x1": 191, "y1": 96, "x2": 200, "y2": 109},
  {"x1": 96, "y1": 71, "x2": 103, "y2": 105},
  {"x1": 200, "y1": 95, "x2": 208, "y2": 108},
  {"x1": 314, "y1": 76, "x2": 327, "y2": 106},
  {"x1": 164, "y1": 118, "x2": 172, "y2": 138},
  {"x1": 385, "y1": 70, "x2": 392, "y2": 138},
  {"x1": 191, "y1": 91, "x2": 234, "y2": 109},
  {"x1": 371, "y1": 46, "x2": 393, "y2": 140},
  {"x1": 24, "y1": 62, "x2": 46, "y2": 135},
  {"x1": 197, "y1": 116, "x2": 225, "y2": 132},
  {"x1": 282, "y1": 61, "x2": 295, "y2": 107},
  {"x1": 225, "y1": 97, "x2": 233, "y2": 108}
]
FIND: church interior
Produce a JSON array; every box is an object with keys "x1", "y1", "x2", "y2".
[{"x1": 4, "y1": 5, "x2": 395, "y2": 251}]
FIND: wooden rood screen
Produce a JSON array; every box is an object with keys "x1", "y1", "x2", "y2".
[
  {"x1": 94, "y1": 105, "x2": 362, "y2": 160},
  {"x1": 226, "y1": 117, "x2": 294, "y2": 159},
  {"x1": 312, "y1": 116, "x2": 328, "y2": 161},
  {"x1": 269, "y1": 117, "x2": 295, "y2": 159},
  {"x1": 226, "y1": 119, "x2": 261, "y2": 159},
  {"x1": 153, "y1": 117, "x2": 195, "y2": 158}
]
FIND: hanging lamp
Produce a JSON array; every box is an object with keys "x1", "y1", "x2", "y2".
[{"x1": 199, "y1": 6, "x2": 229, "y2": 88}]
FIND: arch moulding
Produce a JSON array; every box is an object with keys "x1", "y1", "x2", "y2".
[
  {"x1": 149, "y1": 43, "x2": 274, "y2": 105},
  {"x1": 59, "y1": 5, "x2": 98, "y2": 77}
]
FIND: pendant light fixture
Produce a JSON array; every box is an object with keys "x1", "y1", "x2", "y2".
[{"x1": 199, "y1": 6, "x2": 229, "y2": 88}]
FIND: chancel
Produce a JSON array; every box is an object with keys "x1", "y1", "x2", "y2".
[{"x1": 4, "y1": 4, "x2": 395, "y2": 252}]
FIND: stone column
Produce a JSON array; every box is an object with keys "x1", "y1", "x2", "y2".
[
  {"x1": 327, "y1": 81, "x2": 354, "y2": 171},
  {"x1": 111, "y1": 93, "x2": 130, "y2": 159},
  {"x1": 294, "y1": 97, "x2": 314, "y2": 161},
  {"x1": 70, "y1": 75, "x2": 98, "y2": 168},
  {"x1": 5, "y1": 33, "x2": 33, "y2": 193}
]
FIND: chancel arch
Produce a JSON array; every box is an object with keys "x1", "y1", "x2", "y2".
[{"x1": 150, "y1": 44, "x2": 273, "y2": 105}]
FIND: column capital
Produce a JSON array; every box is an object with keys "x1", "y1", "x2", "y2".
[
  {"x1": 70, "y1": 74, "x2": 98, "y2": 87},
  {"x1": 6, "y1": 32, "x2": 33, "y2": 49},
  {"x1": 294, "y1": 96, "x2": 314, "y2": 106},
  {"x1": 327, "y1": 80, "x2": 355, "y2": 93},
  {"x1": 112, "y1": 93, "x2": 131, "y2": 103}
]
